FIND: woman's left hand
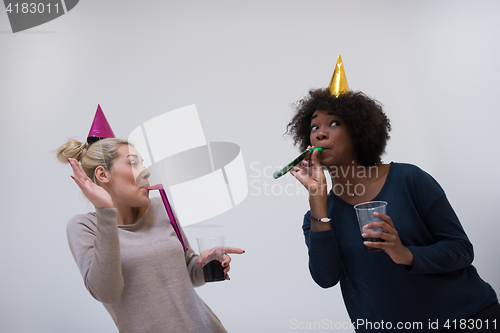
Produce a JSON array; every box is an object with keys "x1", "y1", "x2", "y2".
[
  {"x1": 362, "y1": 213, "x2": 414, "y2": 266},
  {"x1": 197, "y1": 247, "x2": 245, "y2": 280}
]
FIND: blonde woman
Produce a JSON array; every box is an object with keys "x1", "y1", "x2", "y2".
[{"x1": 57, "y1": 138, "x2": 243, "y2": 333}]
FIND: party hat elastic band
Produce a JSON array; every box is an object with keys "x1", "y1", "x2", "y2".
[
  {"x1": 328, "y1": 55, "x2": 349, "y2": 97},
  {"x1": 87, "y1": 104, "x2": 116, "y2": 144}
]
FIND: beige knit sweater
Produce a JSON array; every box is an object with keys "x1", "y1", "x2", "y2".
[{"x1": 67, "y1": 197, "x2": 227, "y2": 333}]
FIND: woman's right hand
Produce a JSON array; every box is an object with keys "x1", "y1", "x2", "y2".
[
  {"x1": 68, "y1": 158, "x2": 114, "y2": 209},
  {"x1": 290, "y1": 146, "x2": 327, "y2": 198},
  {"x1": 290, "y1": 147, "x2": 331, "y2": 231}
]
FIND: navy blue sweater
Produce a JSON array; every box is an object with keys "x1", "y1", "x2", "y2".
[{"x1": 303, "y1": 163, "x2": 497, "y2": 332}]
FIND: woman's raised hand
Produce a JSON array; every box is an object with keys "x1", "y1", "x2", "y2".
[
  {"x1": 68, "y1": 158, "x2": 114, "y2": 209},
  {"x1": 290, "y1": 146, "x2": 327, "y2": 197}
]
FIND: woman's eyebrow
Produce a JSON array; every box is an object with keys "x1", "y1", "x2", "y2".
[{"x1": 126, "y1": 154, "x2": 145, "y2": 163}]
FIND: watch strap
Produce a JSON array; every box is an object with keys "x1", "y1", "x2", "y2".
[{"x1": 311, "y1": 216, "x2": 331, "y2": 222}]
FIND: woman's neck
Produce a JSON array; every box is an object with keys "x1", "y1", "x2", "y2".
[
  {"x1": 325, "y1": 161, "x2": 379, "y2": 184},
  {"x1": 326, "y1": 163, "x2": 390, "y2": 204},
  {"x1": 113, "y1": 199, "x2": 148, "y2": 225}
]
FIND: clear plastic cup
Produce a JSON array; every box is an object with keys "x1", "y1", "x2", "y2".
[
  {"x1": 196, "y1": 236, "x2": 226, "y2": 282},
  {"x1": 353, "y1": 201, "x2": 387, "y2": 252}
]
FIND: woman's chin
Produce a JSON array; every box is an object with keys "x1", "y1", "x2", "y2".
[
  {"x1": 134, "y1": 190, "x2": 151, "y2": 206},
  {"x1": 140, "y1": 194, "x2": 151, "y2": 205},
  {"x1": 318, "y1": 157, "x2": 334, "y2": 167}
]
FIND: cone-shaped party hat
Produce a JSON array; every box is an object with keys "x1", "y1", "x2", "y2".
[
  {"x1": 328, "y1": 55, "x2": 349, "y2": 97},
  {"x1": 87, "y1": 104, "x2": 116, "y2": 144}
]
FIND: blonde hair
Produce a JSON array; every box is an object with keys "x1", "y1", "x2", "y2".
[{"x1": 56, "y1": 138, "x2": 131, "y2": 183}]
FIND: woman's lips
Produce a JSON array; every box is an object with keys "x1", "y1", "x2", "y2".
[{"x1": 137, "y1": 184, "x2": 151, "y2": 191}]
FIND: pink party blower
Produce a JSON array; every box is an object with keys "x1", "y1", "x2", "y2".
[{"x1": 148, "y1": 184, "x2": 188, "y2": 251}]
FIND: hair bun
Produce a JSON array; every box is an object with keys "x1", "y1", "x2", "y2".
[{"x1": 55, "y1": 138, "x2": 88, "y2": 163}]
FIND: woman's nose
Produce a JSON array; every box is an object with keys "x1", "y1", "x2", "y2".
[
  {"x1": 141, "y1": 169, "x2": 150, "y2": 180},
  {"x1": 316, "y1": 128, "x2": 328, "y2": 141},
  {"x1": 136, "y1": 168, "x2": 150, "y2": 184}
]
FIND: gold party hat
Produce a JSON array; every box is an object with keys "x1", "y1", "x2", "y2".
[{"x1": 328, "y1": 55, "x2": 349, "y2": 97}]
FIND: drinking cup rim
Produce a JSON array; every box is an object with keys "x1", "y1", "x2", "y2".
[{"x1": 353, "y1": 201, "x2": 388, "y2": 210}]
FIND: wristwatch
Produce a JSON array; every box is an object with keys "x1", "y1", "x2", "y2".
[{"x1": 311, "y1": 216, "x2": 331, "y2": 222}]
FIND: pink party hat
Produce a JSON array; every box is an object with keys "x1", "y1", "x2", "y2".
[{"x1": 87, "y1": 104, "x2": 116, "y2": 144}]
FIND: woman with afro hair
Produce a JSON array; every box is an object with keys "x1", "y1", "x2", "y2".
[{"x1": 287, "y1": 85, "x2": 499, "y2": 332}]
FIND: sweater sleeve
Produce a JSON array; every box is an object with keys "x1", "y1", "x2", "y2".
[
  {"x1": 66, "y1": 209, "x2": 124, "y2": 304},
  {"x1": 407, "y1": 194, "x2": 474, "y2": 274},
  {"x1": 179, "y1": 225, "x2": 206, "y2": 287},
  {"x1": 398, "y1": 165, "x2": 474, "y2": 274},
  {"x1": 302, "y1": 211, "x2": 343, "y2": 288}
]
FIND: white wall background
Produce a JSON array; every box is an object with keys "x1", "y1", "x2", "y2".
[{"x1": 1, "y1": 1, "x2": 499, "y2": 332}]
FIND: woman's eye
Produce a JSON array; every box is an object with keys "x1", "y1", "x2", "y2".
[
  {"x1": 330, "y1": 121, "x2": 340, "y2": 127},
  {"x1": 311, "y1": 125, "x2": 318, "y2": 131}
]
